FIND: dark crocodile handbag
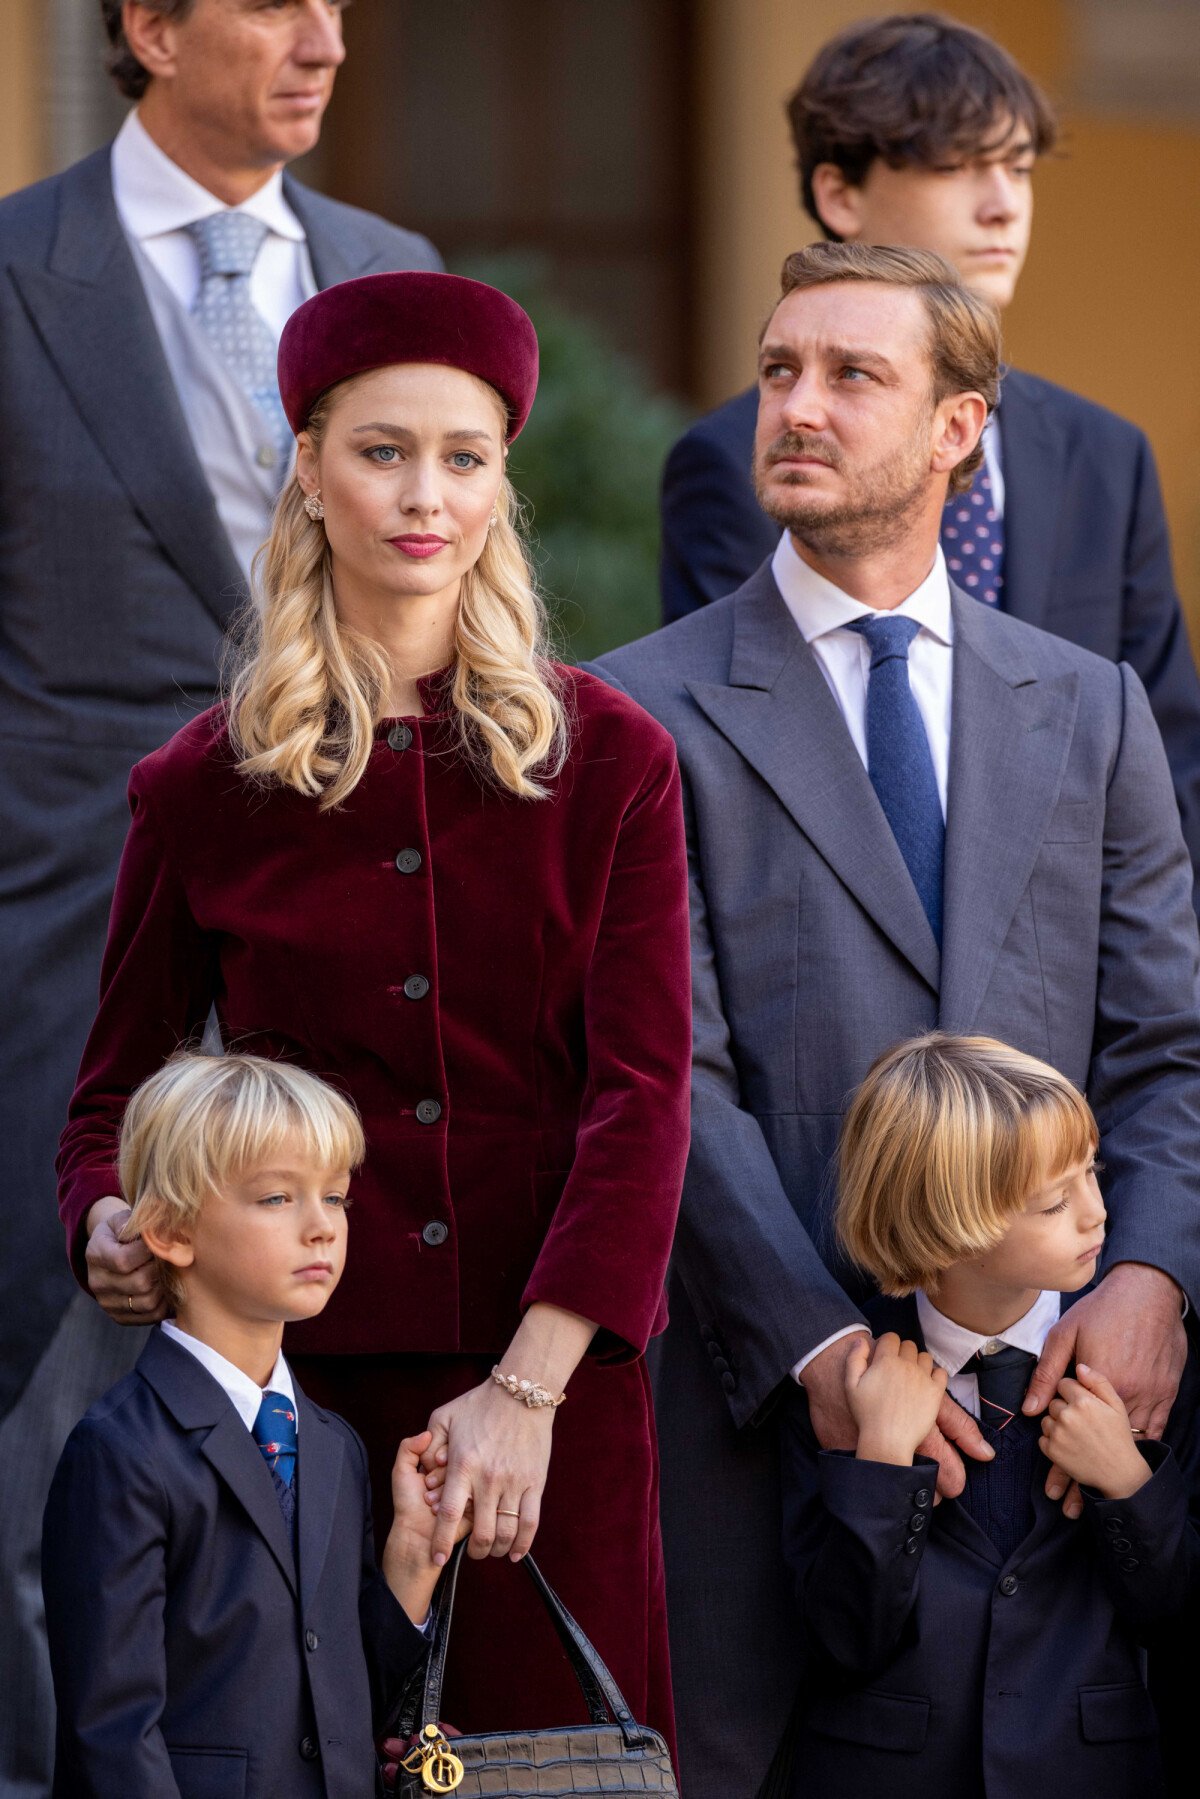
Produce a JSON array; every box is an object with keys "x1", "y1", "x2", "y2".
[{"x1": 381, "y1": 1539, "x2": 678, "y2": 1797}]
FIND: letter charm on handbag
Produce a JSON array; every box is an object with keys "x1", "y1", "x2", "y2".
[{"x1": 399, "y1": 1723, "x2": 464, "y2": 1794}]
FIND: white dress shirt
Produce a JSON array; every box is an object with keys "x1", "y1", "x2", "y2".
[
  {"x1": 771, "y1": 532, "x2": 954, "y2": 818},
  {"x1": 110, "y1": 108, "x2": 316, "y2": 334},
  {"x1": 916, "y1": 1287, "x2": 1059, "y2": 1419},
  {"x1": 160, "y1": 1319, "x2": 297, "y2": 1432}
]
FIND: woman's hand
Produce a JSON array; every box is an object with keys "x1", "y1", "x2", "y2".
[
  {"x1": 1038, "y1": 1364, "x2": 1151, "y2": 1501},
  {"x1": 425, "y1": 1379, "x2": 555, "y2": 1566},
  {"x1": 85, "y1": 1196, "x2": 168, "y2": 1324},
  {"x1": 847, "y1": 1333, "x2": 947, "y2": 1467}
]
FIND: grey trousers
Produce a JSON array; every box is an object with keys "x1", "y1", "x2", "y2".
[{"x1": 0, "y1": 1292, "x2": 143, "y2": 1797}]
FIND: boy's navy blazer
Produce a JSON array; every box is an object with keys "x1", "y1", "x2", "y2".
[
  {"x1": 778, "y1": 1289, "x2": 1200, "y2": 1799},
  {"x1": 659, "y1": 372, "x2": 1200, "y2": 908},
  {"x1": 43, "y1": 1328, "x2": 426, "y2": 1799}
]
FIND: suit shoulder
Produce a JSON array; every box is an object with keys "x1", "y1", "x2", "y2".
[
  {"x1": 970, "y1": 599, "x2": 1126, "y2": 690},
  {"x1": 286, "y1": 180, "x2": 441, "y2": 271},
  {"x1": 593, "y1": 590, "x2": 740, "y2": 697},
  {"x1": 132, "y1": 704, "x2": 237, "y2": 798},
  {"x1": 0, "y1": 160, "x2": 74, "y2": 249},
  {"x1": 57, "y1": 1369, "x2": 168, "y2": 1474},
  {"x1": 559, "y1": 663, "x2": 678, "y2": 765},
  {"x1": 1005, "y1": 367, "x2": 1150, "y2": 454}
]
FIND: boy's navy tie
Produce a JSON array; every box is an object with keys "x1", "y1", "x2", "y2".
[
  {"x1": 963, "y1": 1343, "x2": 1038, "y2": 1432},
  {"x1": 845, "y1": 612, "x2": 945, "y2": 944},
  {"x1": 252, "y1": 1389, "x2": 298, "y2": 1544}
]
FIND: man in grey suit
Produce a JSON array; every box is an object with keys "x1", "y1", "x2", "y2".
[
  {"x1": 0, "y1": 4, "x2": 438, "y2": 1790},
  {"x1": 594, "y1": 243, "x2": 1200, "y2": 1798}
]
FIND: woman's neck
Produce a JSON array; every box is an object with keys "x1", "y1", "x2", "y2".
[
  {"x1": 333, "y1": 571, "x2": 460, "y2": 716},
  {"x1": 928, "y1": 1266, "x2": 1043, "y2": 1338}
]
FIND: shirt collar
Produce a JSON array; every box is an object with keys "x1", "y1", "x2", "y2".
[
  {"x1": 771, "y1": 530, "x2": 954, "y2": 649},
  {"x1": 111, "y1": 108, "x2": 306, "y2": 245},
  {"x1": 915, "y1": 1287, "x2": 1061, "y2": 1377},
  {"x1": 160, "y1": 1319, "x2": 297, "y2": 1433}
]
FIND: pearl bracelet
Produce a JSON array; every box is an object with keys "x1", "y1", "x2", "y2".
[{"x1": 490, "y1": 1366, "x2": 566, "y2": 1409}]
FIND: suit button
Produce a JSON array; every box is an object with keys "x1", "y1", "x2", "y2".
[
  {"x1": 1110, "y1": 1537, "x2": 1132, "y2": 1553},
  {"x1": 903, "y1": 1536, "x2": 919, "y2": 1554},
  {"x1": 1104, "y1": 1516, "x2": 1125, "y2": 1533},
  {"x1": 720, "y1": 1371, "x2": 736, "y2": 1393},
  {"x1": 403, "y1": 974, "x2": 430, "y2": 1000},
  {"x1": 712, "y1": 1356, "x2": 729, "y2": 1374},
  {"x1": 395, "y1": 848, "x2": 423, "y2": 874},
  {"x1": 387, "y1": 724, "x2": 413, "y2": 752},
  {"x1": 415, "y1": 1098, "x2": 442, "y2": 1125},
  {"x1": 913, "y1": 1488, "x2": 931, "y2": 1509},
  {"x1": 422, "y1": 1220, "x2": 449, "y2": 1247},
  {"x1": 305, "y1": 1629, "x2": 319, "y2": 1651},
  {"x1": 998, "y1": 1574, "x2": 1019, "y2": 1597},
  {"x1": 299, "y1": 1736, "x2": 319, "y2": 1761},
  {"x1": 1120, "y1": 1557, "x2": 1140, "y2": 1572},
  {"x1": 909, "y1": 1513, "x2": 926, "y2": 1532}
]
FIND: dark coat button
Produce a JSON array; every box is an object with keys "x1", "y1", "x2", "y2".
[
  {"x1": 1104, "y1": 1516, "x2": 1125, "y2": 1533},
  {"x1": 422, "y1": 1220, "x2": 449, "y2": 1247},
  {"x1": 720, "y1": 1371, "x2": 736, "y2": 1393},
  {"x1": 305, "y1": 1629, "x2": 319, "y2": 1651},
  {"x1": 1110, "y1": 1537, "x2": 1132, "y2": 1553},
  {"x1": 299, "y1": 1736, "x2": 319, "y2": 1761},
  {"x1": 387, "y1": 724, "x2": 413, "y2": 752},
  {"x1": 403, "y1": 974, "x2": 430, "y2": 1000},
  {"x1": 712, "y1": 1356, "x2": 729, "y2": 1375},
  {"x1": 395, "y1": 849, "x2": 422, "y2": 874},
  {"x1": 909, "y1": 1513, "x2": 926, "y2": 1532},
  {"x1": 913, "y1": 1488, "x2": 931, "y2": 1508},
  {"x1": 998, "y1": 1574, "x2": 1019, "y2": 1596},
  {"x1": 1120, "y1": 1557, "x2": 1140, "y2": 1572},
  {"x1": 415, "y1": 1098, "x2": 442, "y2": 1125},
  {"x1": 903, "y1": 1537, "x2": 919, "y2": 1554}
]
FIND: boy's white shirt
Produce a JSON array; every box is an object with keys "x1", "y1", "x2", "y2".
[
  {"x1": 160, "y1": 1319, "x2": 297, "y2": 1432},
  {"x1": 915, "y1": 1287, "x2": 1061, "y2": 1419}
]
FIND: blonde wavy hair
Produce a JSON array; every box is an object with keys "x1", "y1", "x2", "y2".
[
  {"x1": 836, "y1": 1033, "x2": 1097, "y2": 1296},
  {"x1": 228, "y1": 381, "x2": 568, "y2": 810}
]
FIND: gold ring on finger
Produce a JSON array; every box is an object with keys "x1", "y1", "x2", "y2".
[
  {"x1": 127, "y1": 1295, "x2": 135, "y2": 1313},
  {"x1": 496, "y1": 1508, "x2": 521, "y2": 1518},
  {"x1": 1130, "y1": 1426, "x2": 1146, "y2": 1436}
]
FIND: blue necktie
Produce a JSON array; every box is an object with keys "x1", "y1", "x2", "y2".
[
  {"x1": 187, "y1": 212, "x2": 292, "y2": 472},
  {"x1": 252, "y1": 1389, "x2": 298, "y2": 1545},
  {"x1": 942, "y1": 457, "x2": 1004, "y2": 606},
  {"x1": 846, "y1": 614, "x2": 945, "y2": 945}
]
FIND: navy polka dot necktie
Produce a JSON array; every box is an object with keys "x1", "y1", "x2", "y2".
[
  {"x1": 252, "y1": 1388, "x2": 298, "y2": 1544},
  {"x1": 187, "y1": 212, "x2": 292, "y2": 470},
  {"x1": 942, "y1": 458, "x2": 1004, "y2": 606}
]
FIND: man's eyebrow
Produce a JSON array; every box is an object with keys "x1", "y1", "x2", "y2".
[{"x1": 759, "y1": 341, "x2": 897, "y2": 377}]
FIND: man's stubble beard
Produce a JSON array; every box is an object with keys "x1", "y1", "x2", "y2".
[{"x1": 754, "y1": 431, "x2": 934, "y2": 560}]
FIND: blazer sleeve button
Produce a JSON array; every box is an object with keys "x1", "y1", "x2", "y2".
[
  {"x1": 998, "y1": 1574, "x2": 1019, "y2": 1597},
  {"x1": 903, "y1": 1537, "x2": 920, "y2": 1554},
  {"x1": 719, "y1": 1371, "x2": 737, "y2": 1393},
  {"x1": 913, "y1": 1488, "x2": 931, "y2": 1508},
  {"x1": 1119, "y1": 1557, "x2": 1140, "y2": 1573}
]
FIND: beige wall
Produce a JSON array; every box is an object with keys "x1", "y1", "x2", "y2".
[
  {"x1": 694, "y1": 0, "x2": 1200, "y2": 628},
  {"x1": 0, "y1": 0, "x2": 46, "y2": 196}
]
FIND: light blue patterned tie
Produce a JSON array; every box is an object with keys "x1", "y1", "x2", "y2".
[
  {"x1": 845, "y1": 613, "x2": 945, "y2": 945},
  {"x1": 187, "y1": 212, "x2": 292, "y2": 470}
]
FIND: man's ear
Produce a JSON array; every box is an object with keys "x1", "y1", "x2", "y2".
[
  {"x1": 121, "y1": 0, "x2": 184, "y2": 84},
  {"x1": 140, "y1": 1218, "x2": 196, "y2": 1271},
  {"x1": 931, "y1": 392, "x2": 988, "y2": 484},
  {"x1": 810, "y1": 164, "x2": 866, "y2": 242}
]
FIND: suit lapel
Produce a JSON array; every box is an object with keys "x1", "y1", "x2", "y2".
[
  {"x1": 997, "y1": 370, "x2": 1068, "y2": 632},
  {"x1": 9, "y1": 149, "x2": 243, "y2": 632},
  {"x1": 940, "y1": 591, "x2": 1079, "y2": 1033},
  {"x1": 136, "y1": 1331, "x2": 297, "y2": 1595},
  {"x1": 687, "y1": 567, "x2": 941, "y2": 992},
  {"x1": 295, "y1": 1391, "x2": 347, "y2": 1614},
  {"x1": 285, "y1": 176, "x2": 397, "y2": 287}
]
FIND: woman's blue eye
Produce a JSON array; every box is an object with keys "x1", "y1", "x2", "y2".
[
  {"x1": 450, "y1": 451, "x2": 482, "y2": 470},
  {"x1": 367, "y1": 445, "x2": 399, "y2": 463}
]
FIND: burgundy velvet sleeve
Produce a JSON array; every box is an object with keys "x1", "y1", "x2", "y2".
[
  {"x1": 56, "y1": 763, "x2": 218, "y2": 1280},
  {"x1": 521, "y1": 730, "x2": 691, "y2": 1358}
]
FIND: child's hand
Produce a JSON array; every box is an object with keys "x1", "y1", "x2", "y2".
[
  {"x1": 846, "y1": 1333, "x2": 948, "y2": 1467},
  {"x1": 1038, "y1": 1365, "x2": 1151, "y2": 1501},
  {"x1": 382, "y1": 1431, "x2": 472, "y2": 1628}
]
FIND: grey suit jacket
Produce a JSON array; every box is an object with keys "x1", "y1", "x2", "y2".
[
  {"x1": 0, "y1": 147, "x2": 439, "y2": 1419},
  {"x1": 592, "y1": 564, "x2": 1200, "y2": 1796}
]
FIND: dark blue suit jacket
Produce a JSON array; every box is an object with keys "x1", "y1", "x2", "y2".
[
  {"x1": 42, "y1": 1329, "x2": 426, "y2": 1799},
  {"x1": 659, "y1": 371, "x2": 1200, "y2": 905},
  {"x1": 777, "y1": 1292, "x2": 1200, "y2": 1799}
]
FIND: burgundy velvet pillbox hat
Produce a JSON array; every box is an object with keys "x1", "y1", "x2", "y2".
[{"x1": 277, "y1": 271, "x2": 540, "y2": 441}]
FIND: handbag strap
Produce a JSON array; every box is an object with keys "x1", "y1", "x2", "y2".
[{"x1": 392, "y1": 1541, "x2": 653, "y2": 1752}]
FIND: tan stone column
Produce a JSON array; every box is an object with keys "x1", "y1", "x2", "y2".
[{"x1": 0, "y1": 0, "x2": 48, "y2": 196}]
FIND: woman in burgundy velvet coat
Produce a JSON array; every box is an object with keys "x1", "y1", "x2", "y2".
[{"x1": 57, "y1": 274, "x2": 690, "y2": 1751}]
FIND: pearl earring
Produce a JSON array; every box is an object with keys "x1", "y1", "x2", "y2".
[
  {"x1": 489, "y1": 508, "x2": 498, "y2": 528},
  {"x1": 302, "y1": 489, "x2": 325, "y2": 521}
]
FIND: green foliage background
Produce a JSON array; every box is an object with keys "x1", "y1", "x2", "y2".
[{"x1": 458, "y1": 256, "x2": 689, "y2": 664}]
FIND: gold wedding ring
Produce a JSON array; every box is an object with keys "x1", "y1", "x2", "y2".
[
  {"x1": 1130, "y1": 1426, "x2": 1146, "y2": 1436},
  {"x1": 127, "y1": 1295, "x2": 135, "y2": 1313},
  {"x1": 497, "y1": 1508, "x2": 521, "y2": 1518}
]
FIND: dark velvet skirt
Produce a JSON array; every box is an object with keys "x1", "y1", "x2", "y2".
[{"x1": 288, "y1": 1350, "x2": 677, "y2": 1768}]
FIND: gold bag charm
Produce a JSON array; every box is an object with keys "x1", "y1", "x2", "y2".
[{"x1": 400, "y1": 1723, "x2": 465, "y2": 1794}]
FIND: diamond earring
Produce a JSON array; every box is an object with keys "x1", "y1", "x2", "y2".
[
  {"x1": 488, "y1": 508, "x2": 498, "y2": 528},
  {"x1": 302, "y1": 489, "x2": 324, "y2": 521}
]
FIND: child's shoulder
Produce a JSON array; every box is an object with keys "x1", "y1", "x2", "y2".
[{"x1": 53, "y1": 1367, "x2": 170, "y2": 1492}]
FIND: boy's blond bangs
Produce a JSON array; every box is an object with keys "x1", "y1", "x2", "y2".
[
  {"x1": 119, "y1": 1053, "x2": 366, "y2": 1286},
  {"x1": 836, "y1": 1033, "x2": 1098, "y2": 1296}
]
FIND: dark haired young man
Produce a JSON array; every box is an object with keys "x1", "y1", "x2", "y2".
[
  {"x1": 0, "y1": 5, "x2": 439, "y2": 1792},
  {"x1": 660, "y1": 13, "x2": 1200, "y2": 906}
]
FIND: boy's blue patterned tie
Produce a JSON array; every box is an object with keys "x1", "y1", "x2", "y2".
[{"x1": 252, "y1": 1389, "x2": 298, "y2": 1543}]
